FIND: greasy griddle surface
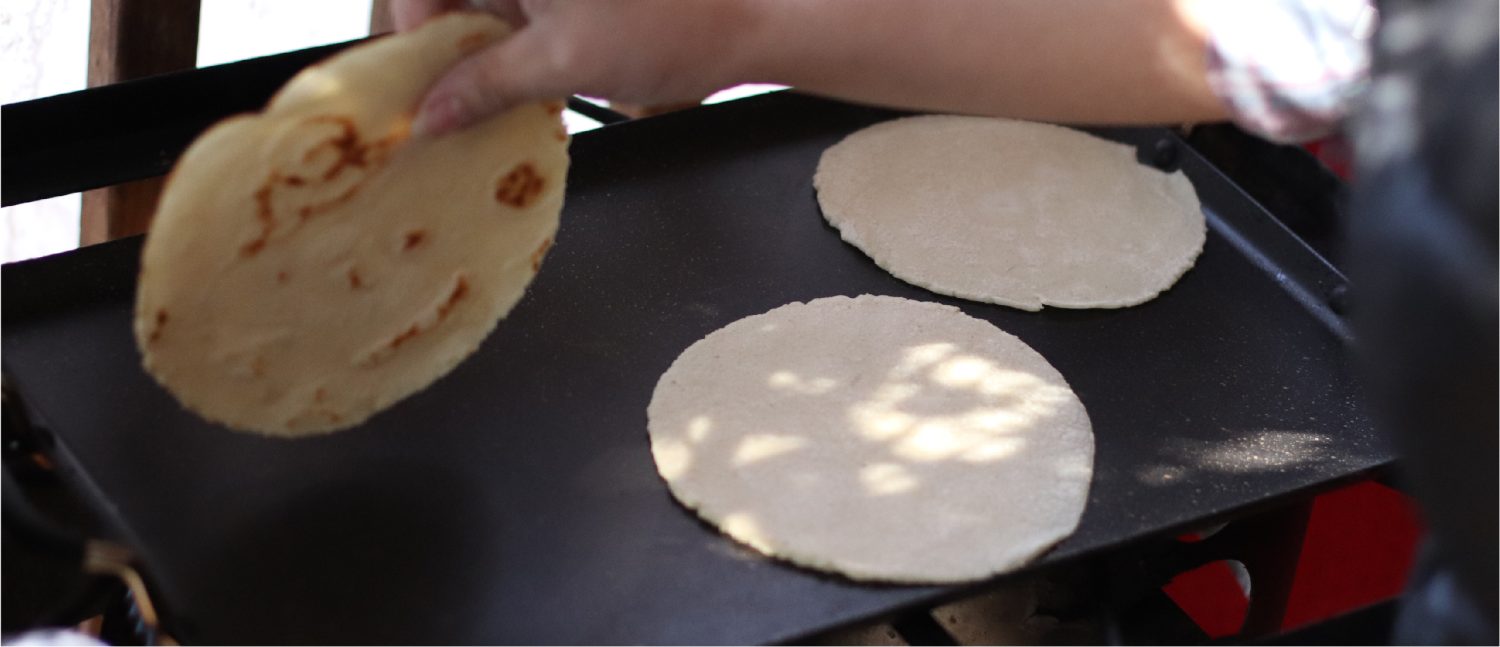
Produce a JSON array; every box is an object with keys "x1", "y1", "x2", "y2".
[{"x1": 0, "y1": 93, "x2": 1388, "y2": 644}]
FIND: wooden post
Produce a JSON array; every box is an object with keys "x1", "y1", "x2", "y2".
[
  {"x1": 370, "y1": 0, "x2": 394, "y2": 35},
  {"x1": 81, "y1": 0, "x2": 201, "y2": 245}
]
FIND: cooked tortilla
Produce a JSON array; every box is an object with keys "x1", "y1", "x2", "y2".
[{"x1": 135, "y1": 13, "x2": 569, "y2": 436}]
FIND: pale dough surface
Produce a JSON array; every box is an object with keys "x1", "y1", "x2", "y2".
[
  {"x1": 648, "y1": 295, "x2": 1094, "y2": 583},
  {"x1": 135, "y1": 13, "x2": 569, "y2": 436},
  {"x1": 814, "y1": 115, "x2": 1205, "y2": 311}
]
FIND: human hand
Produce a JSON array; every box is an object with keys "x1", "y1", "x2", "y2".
[{"x1": 394, "y1": 0, "x2": 766, "y2": 135}]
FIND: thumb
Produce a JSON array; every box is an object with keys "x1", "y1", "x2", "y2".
[{"x1": 414, "y1": 26, "x2": 571, "y2": 136}]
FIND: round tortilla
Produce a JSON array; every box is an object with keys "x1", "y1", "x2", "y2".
[
  {"x1": 814, "y1": 115, "x2": 1205, "y2": 311},
  {"x1": 647, "y1": 295, "x2": 1094, "y2": 583},
  {"x1": 135, "y1": 13, "x2": 570, "y2": 436}
]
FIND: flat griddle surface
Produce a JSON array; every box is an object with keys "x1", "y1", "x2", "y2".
[{"x1": 1, "y1": 93, "x2": 1389, "y2": 644}]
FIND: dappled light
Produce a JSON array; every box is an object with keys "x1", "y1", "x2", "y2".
[
  {"x1": 646, "y1": 296, "x2": 1096, "y2": 581},
  {"x1": 768, "y1": 370, "x2": 840, "y2": 395},
  {"x1": 733, "y1": 433, "x2": 809, "y2": 467},
  {"x1": 860, "y1": 462, "x2": 919, "y2": 496},
  {"x1": 677, "y1": 337, "x2": 1076, "y2": 485},
  {"x1": 719, "y1": 512, "x2": 771, "y2": 551},
  {"x1": 846, "y1": 343, "x2": 1066, "y2": 464},
  {"x1": 1135, "y1": 463, "x2": 1188, "y2": 486},
  {"x1": 1189, "y1": 430, "x2": 1332, "y2": 473},
  {"x1": 1132, "y1": 430, "x2": 1335, "y2": 487},
  {"x1": 686, "y1": 416, "x2": 712, "y2": 442},
  {"x1": 653, "y1": 438, "x2": 693, "y2": 481}
]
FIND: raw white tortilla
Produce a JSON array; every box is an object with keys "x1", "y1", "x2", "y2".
[
  {"x1": 135, "y1": 13, "x2": 570, "y2": 436},
  {"x1": 814, "y1": 115, "x2": 1205, "y2": 311},
  {"x1": 647, "y1": 295, "x2": 1094, "y2": 583}
]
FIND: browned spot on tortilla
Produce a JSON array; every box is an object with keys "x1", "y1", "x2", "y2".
[
  {"x1": 403, "y1": 230, "x2": 427, "y2": 250},
  {"x1": 361, "y1": 275, "x2": 471, "y2": 365},
  {"x1": 303, "y1": 116, "x2": 408, "y2": 174},
  {"x1": 544, "y1": 100, "x2": 565, "y2": 115},
  {"x1": 277, "y1": 271, "x2": 290, "y2": 284},
  {"x1": 256, "y1": 181, "x2": 276, "y2": 217},
  {"x1": 315, "y1": 388, "x2": 328, "y2": 403},
  {"x1": 244, "y1": 115, "x2": 412, "y2": 244},
  {"x1": 554, "y1": 128, "x2": 569, "y2": 142},
  {"x1": 388, "y1": 324, "x2": 422, "y2": 350},
  {"x1": 299, "y1": 117, "x2": 365, "y2": 179},
  {"x1": 348, "y1": 268, "x2": 364, "y2": 289},
  {"x1": 530, "y1": 236, "x2": 553, "y2": 272},
  {"x1": 147, "y1": 309, "x2": 168, "y2": 343},
  {"x1": 242, "y1": 239, "x2": 266, "y2": 256},
  {"x1": 457, "y1": 31, "x2": 490, "y2": 54},
  {"x1": 251, "y1": 356, "x2": 266, "y2": 378},
  {"x1": 436, "y1": 276, "x2": 469, "y2": 319},
  {"x1": 241, "y1": 179, "x2": 279, "y2": 257},
  {"x1": 495, "y1": 162, "x2": 546, "y2": 208}
]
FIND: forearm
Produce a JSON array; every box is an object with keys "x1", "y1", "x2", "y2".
[
  {"x1": 740, "y1": 0, "x2": 1226, "y2": 125},
  {"x1": 402, "y1": 0, "x2": 1230, "y2": 134}
]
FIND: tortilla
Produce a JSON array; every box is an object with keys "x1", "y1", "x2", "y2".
[
  {"x1": 647, "y1": 295, "x2": 1094, "y2": 583},
  {"x1": 814, "y1": 115, "x2": 1205, "y2": 311},
  {"x1": 134, "y1": 13, "x2": 570, "y2": 436}
]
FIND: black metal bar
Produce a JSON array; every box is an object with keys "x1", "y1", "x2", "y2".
[
  {"x1": 1256, "y1": 598, "x2": 1398, "y2": 645},
  {"x1": 566, "y1": 97, "x2": 630, "y2": 125},
  {"x1": 1103, "y1": 586, "x2": 1213, "y2": 645},
  {"x1": 1184, "y1": 125, "x2": 1349, "y2": 270},
  {"x1": 1, "y1": 38, "x2": 631, "y2": 210},
  {"x1": 2, "y1": 467, "x2": 86, "y2": 561},
  {"x1": 1237, "y1": 500, "x2": 1314, "y2": 638},
  {"x1": 1, "y1": 39, "x2": 364, "y2": 207}
]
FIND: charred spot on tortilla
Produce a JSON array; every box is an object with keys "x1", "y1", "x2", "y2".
[{"x1": 495, "y1": 161, "x2": 545, "y2": 208}]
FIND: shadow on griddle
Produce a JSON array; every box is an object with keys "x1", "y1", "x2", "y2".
[{"x1": 174, "y1": 461, "x2": 492, "y2": 644}]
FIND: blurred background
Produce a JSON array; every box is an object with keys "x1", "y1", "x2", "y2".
[{"x1": 0, "y1": 0, "x2": 779, "y2": 263}]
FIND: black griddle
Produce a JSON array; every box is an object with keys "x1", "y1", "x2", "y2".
[{"x1": 3, "y1": 67, "x2": 1392, "y2": 643}]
